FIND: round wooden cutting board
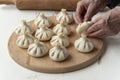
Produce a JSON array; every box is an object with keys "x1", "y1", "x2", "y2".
[{"x1": 8, "y1": 16, "x2": 106, "y2": 73}]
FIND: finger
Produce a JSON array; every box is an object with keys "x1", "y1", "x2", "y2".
[
  {"x1": 88, "y1": 29, "x2": 104, "y2": 37},
  {"x1": 96, "y1": 33, "x2": 108, "y2": 38},
  {"x1": 87, "y1": 16, "x2": 102, "y2": 33},
  {"x1": 84, "y1": 4, "x2": 98, "y2": 21},
  {"x1": 87, "y1": 23, "x2": 101, "y2": 34},
  {"x1": 74, "y1": 14, "x2": 79, "y2": 24},
  {"x1": 75, "y1": 2, "x2": 85, "y2": 23}
]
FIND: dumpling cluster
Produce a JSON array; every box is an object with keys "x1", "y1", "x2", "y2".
[
  {"x1": 15, "y1": 20, "x2": 35, "y2": 35},
  {"x1": 50, "y1": 33, "x2": 70, "y2": 47},
  {"x1": 74, "y1": 34, "x2": 94, "y2": 53},
  {"x1": 27, "y1": 40, "x2": 48, "y2": 57},
  {"x1": 14, "y1": 9, "x2": 74, "y2": 61},
  {"x1": 16, "y1": 34, "x2": 35, "y2": 48},
  {"x1": 34, "y1": 13, "x2": 52, "y2": 28},
  {"x1": 35, "y1": 24, "x2": 54, "y2": 41},
  {"x1": 53, "y1": 20, "x2": 71, "y2": 35},
  {"x1": 56, "y1": 9, "x2": 73, "y2": 24},
  {"x1": 49, "y1": 43, "x2": 69, "y2": 61}
]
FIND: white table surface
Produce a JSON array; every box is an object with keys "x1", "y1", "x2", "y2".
[{"x1": 0, "y1": 5, "x2": 120, "y2": 80}]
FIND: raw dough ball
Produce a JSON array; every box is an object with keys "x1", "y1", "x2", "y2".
[
  {"x1": 15, "y1": 20, "x2": 34, "y2": 35},
  {"x1": 27, "y1": 40, "x2": 49, "y2": 57},
  {"x1": 56, "y1": 9, "x2": 73, "y2": 24},
  {"x1": 16, "y1": 34, "x2": 35, "y2": 48},
  {"x1": 50, "y1": 33, "x2": 70, "y2": 47},
  {"x1": 35, "y1": 24, "x2": 54, "y2": 41},
  {"x1": 53, "y1": 21, "x2": 71, "y2": 35},
  {"x1": 49, "y1": 43, "x2": 69, "y2": 61},
  {"x1": 74, "y1": 34, "x2": 94, "y2": 53},
  {"x1": 34, "y1": 13, "x2": 52, "y2": 28},
  {"x1": 76, "y1": 21, "x2": 93, "y2": 35}
]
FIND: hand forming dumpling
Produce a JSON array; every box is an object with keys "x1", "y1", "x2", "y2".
[
  {"x1": 74, "y1": 34, "x2": 94, "y2": 53},
  {"x1": 35, "y1": 24, "x2": 54, "y2": 41},
  {"x1": 34, "y1": 13, "x2": 52, "y2": 28},
  {"x1": 49, "y1": 43, "x2": 69, "y2": 61},
  {"x1": 16, "y1": 33, "x2": 35, "y2": 48},
  {"x1": 56, "y1": 9, "x2": 73, "y2": 24},
  {"x1": 27, "y1": 40, "x2": 49, "y2": 57},
  {"x1": 50, "y1": 33, "x2": 70, "y2": 47},
  {"x1": 53, "y1": 20, "x2": 71, "y2": 35},
  {"x1": 76, "y1": 21, "x2": 93, "y2": 36},
  {"x1": 15, "y1": 20, "x2": 34, "y2": 35}
]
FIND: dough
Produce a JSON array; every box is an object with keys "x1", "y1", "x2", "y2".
[
  {"x1": 76, "y1": 21, "x2": 93, "y2": 36},
  {"x1": 27, "y1": 40, "x2": 49, "y2": 57},
  {"x1": 50, "y1": 33, "x2": 70, "y2": 47},
  {"x1": 53, "y1": 20, "x2": 71, "y2": 35},
  {"x1": 49, "y1": 43, "x2": 69, "y2": 61},
  {"x1": 56, "y1": 9, "x2": 73, "y2": 24},
  {"x1": 16, "y1": 34, "x2": 35, "y2": 48},
  {"x1": 15, "y1": 20, "x2": 34, "y2": 35},
  {"x1": 74, "y1": 34, "x2": 94, "y2": 53},
  {"x1": 35, "y1": 24, "x2": 54, "y2": 41},
  {"x1": 34, "y1": 13, "x2": 52, "y2": 28}
]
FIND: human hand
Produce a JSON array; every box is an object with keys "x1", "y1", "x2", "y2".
[
  {"x1": 74, "y1": 0, "x2": 108, "y2": 24},
  {"x1": 87, "y1": 8, "x2": 120, "y2": 38}
]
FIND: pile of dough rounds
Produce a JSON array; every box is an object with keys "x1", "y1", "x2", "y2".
[
  {"x1": 14, "y1": 9, "x2": 95, "y2": 62},
  {"x1": 74, "y1": 22, "x2": 95, "y2": 53}
]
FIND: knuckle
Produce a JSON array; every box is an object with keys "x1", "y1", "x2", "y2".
[{"x1": 99, "y1": 19, "x2": 106, "y2": 24}]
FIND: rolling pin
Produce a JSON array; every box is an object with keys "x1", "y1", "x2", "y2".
[{"x1": 0, "y1": 0, "x2": 80, "y2": 10}]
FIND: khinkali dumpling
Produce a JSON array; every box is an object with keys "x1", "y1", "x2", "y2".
[
  {"x1": 34, "y1": 13, "x2": 52, "y2": 28},
  {"x1": 35, "y1": 24, "x2": 54, "y2": 41},
  {"x1": 53, "y1": 21, "x2": 71, "y2": 35},
  {"x1": 74, "y1": 34, "x2": 94, "y2": 53},
  {"x1": 50, "y1": 33, "x2": 70, "y2": 47},
  {"x1": 16, "y1": 34, "x2": 35, "y2": 48},
  {"x1": 76, "y1": 21, "x2": 93, "y2": 35},
  {"x1": 49, "y1": 43, "x2": 69, "y2": 61},
  {"x1": 15, "y1": 20, "x2": 34, "y2": 35},
  {"x1": 27, "y1": 40, "x2": 49, "y2": 57},
  {"x1": 56, "y1": 9, "x2": 73, "y2": 24}
]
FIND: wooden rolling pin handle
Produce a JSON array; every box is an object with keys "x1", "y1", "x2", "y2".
[{"x1": 0, "y1": 0, "x2": 15, "y2": 4}]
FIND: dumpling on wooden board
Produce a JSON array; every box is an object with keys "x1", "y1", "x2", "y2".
[
  {"x1": 74, "y1": 34, "x2": 94, "y2": 53},
  {"x1": 16, "y1": 33, "x2": 35, "y2": 48},
  {"x1": 15, "y1": 20, "x2": 35, "y2": 35},
  {"x1": 34, "y1": 13, "x2": 52, "y2": 28},
  {"x1": 27, "y1": 40, "x2": 48, "y2": 57},
  {"x1": 35, "y1": 24, "x2": 54, "y2": 41},
  {"x1": 50, "y1": 33, "x2": 70, "y2": 47},
  {"x1": 56, "y1": 9, "x2": 73, "y2": 24},
  {"x1": 49, "y1": 43, "x2": 69, "y2": 61}
]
